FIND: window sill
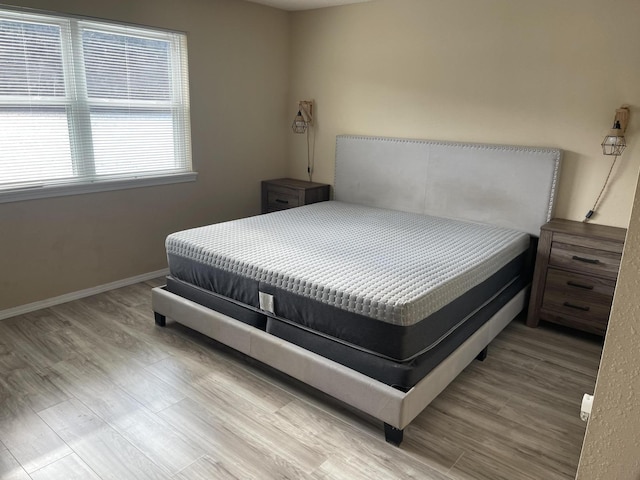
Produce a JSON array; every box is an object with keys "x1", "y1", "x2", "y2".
[{"x1": 0, "y1": 172, "x2": 198, "y2": 204}]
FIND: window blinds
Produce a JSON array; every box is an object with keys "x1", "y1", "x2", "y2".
[{"x1": 0, "y1": 8, "x2": 192, "y2": 194}]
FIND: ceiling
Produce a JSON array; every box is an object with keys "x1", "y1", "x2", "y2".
[{"x1": 243, "y1": 0, "x2": 371, "y2": 11}]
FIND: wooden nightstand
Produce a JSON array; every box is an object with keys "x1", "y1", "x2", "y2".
[
  {"x1": 261, "y1": 178, "x2": 330, "y2": 214},
  {"x1": 527, "y1": 219, "x2": 626, "y2": 336}
]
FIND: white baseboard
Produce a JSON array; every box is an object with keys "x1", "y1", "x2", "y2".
[{"x1": 0, "y1": 268, "x2": 169, "y2": 321}]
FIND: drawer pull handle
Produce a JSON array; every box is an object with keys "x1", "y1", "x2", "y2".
[
  {"x1": 567, "y1": 281, "x2": 594, "y2": 290},
  {"x1": 275, "y1": 199, "x2": 289, "y2": 204},
  {"x1": 572, "y1": 255, "x2": 600, "y2": 265},
  {"x1": 563, "y1": 302, "x2": 590, "y2": 312}
]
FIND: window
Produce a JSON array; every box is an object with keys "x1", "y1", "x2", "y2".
[{"x1": 0, "y1": 8, "x2": 194, "y2": 202}]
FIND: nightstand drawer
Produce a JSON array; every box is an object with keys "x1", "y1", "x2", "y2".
[
  {"x1": 545, "y1": 268, "x2": 615, "y2": 303},
  {"x1": 542, "y1": 268, "x2": 615, "y2": 331},
  {"x1": 261, "y1": 178, "x2": 331, "y2": 214},
  {"x1": 553, "y1": 232, "x2": 624, "y2": 254},
  {"x1": 539, "y1": 308, "x2": 608, "y2": 336},
  {"x1": 549, "y1": 242, "x2": 621, "y2": 279},
  {"x1": 541, "y1": 289, "x2": 612, "y2": 328},
  {"x1": 267, "y1": 188, "x2": 300, "y2": 210}
]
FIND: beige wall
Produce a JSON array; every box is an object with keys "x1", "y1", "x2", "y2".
[
  {"x1": 288, "y1": 0, "x2": 640, "y2": 229},
  {"x1": 577, "y1": 173, "x2": 640, "y2": 478},
  {"x1": 2, "y1": 0, "x2": 639, "y2": 474},
  {"x1": 288, "y1": 7, "x2": 640, "y2": 474},
  {"x1": 0, "y1": 0, "x2": 290, "y2": 310}
]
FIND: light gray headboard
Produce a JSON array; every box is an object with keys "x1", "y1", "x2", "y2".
[{"x1": 334, "y1": 135, "x2": 562, "y2": 236}]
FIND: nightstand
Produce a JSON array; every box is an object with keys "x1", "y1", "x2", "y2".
[
  {"x1": 261, "y1": 178, "x2": 331, "y2": 214},
  {"x1": 527, "y1": 219, "x2": 626, "y2": 336}
]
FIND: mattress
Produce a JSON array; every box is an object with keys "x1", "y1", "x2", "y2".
[{"x1": 167, "y1": 201, "x2": 530, "y2": 361}]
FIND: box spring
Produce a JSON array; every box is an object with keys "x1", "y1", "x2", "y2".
[{"x1": 165, "y1": 268, "x2": 528, "y2": 390}]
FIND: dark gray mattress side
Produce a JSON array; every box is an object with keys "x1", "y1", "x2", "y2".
[
  {"x1": 167, "y1": 251, "x2": 527, "y2": 362},
  {"x1": 163, "y1": 273, "x2": 528, "y2": 389}
]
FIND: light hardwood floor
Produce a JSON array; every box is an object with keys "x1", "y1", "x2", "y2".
[{"x1": 0, "y1": 279, "x2": 602, "y2": 479}]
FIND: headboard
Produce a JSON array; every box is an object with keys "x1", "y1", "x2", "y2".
[{"x1": 334, "y1": 135, "x2": 562, "y2": 236}]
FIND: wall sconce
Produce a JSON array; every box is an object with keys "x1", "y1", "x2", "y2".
[
  {"x1": 601, "y1": 106, "x2": 630, "y2": 155},
  {"x1": 585, "y1": 105, "x2": 631, "y2": 222},
  {"x1": 292, "y1": 100, "x2": 313, "y2": 134},
  {"x1": 292, "y1": 100, "x2": 315, "y2": 182}
]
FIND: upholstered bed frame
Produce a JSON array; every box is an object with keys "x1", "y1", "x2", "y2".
[{"x1": 152, "y1": 135, "x2": 562, "y2": 445}]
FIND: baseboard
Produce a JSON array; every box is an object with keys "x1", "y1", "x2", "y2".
[{"x1": 0, "y1": 268, "x2": 169, "y2": 321}]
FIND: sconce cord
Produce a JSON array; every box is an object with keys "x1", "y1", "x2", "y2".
[
  {"x1": 583, "y1": 155, "x2": 618, "y2": 222},
  {"x1": 307, "y1": 128, "x2": 312, "y2": 182}
]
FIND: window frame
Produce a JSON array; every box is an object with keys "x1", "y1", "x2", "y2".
[{"x1": 0, "y1": 7, "x2": 196, "y2": 204}]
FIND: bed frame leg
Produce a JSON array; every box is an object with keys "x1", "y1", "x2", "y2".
[
  {"x1": 476, "y1": 346, "x2": 488, "y2": 362},
  {"x1": 154, "y1": 312, "x2": 166, "y2": 327},
  {"x1": 384, "y1": 423, "x2": 404, "y2": 446}
]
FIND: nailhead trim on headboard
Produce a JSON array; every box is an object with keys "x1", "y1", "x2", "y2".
[{"x1": 334, "y1": 135, "x2": 562, "y2": 235}]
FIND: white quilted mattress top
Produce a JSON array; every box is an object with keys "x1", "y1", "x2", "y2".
[{"x1": 166, "y1": 201, "x2": 530, "y2": 326}]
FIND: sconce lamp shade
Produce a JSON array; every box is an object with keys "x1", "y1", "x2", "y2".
[
  {"x1": 601, "y1": 106, "x2": 630, "y2": 156},
  {"x1": 601, "y1": 120, "x2": 626, "y2": 156},
  {"x1": 292, "y1": 110, "x2": 308, "y2": 133},
  {"x1": 291, "y1": 100, "x2": 313, "y2": 134},
  {"x1": 585, "y1": 105, "x2": 631, "y2": 222}
]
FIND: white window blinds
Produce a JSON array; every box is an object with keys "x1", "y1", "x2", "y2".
[{"x1": 0, "y1": 8, "x2": 193, "y2": 201}]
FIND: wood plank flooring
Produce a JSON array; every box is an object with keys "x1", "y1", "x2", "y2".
[{"x1": 0, "y1": 279, "x2": 602, "y2": 479}]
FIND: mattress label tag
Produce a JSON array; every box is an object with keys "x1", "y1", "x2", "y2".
[{"x1": 259, "y1": 292, "x2": 275, "y2": 314}]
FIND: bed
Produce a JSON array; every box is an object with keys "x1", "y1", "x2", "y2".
[{"x1": 152, "y1": 135, "x2": 561, "y2": 446}]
